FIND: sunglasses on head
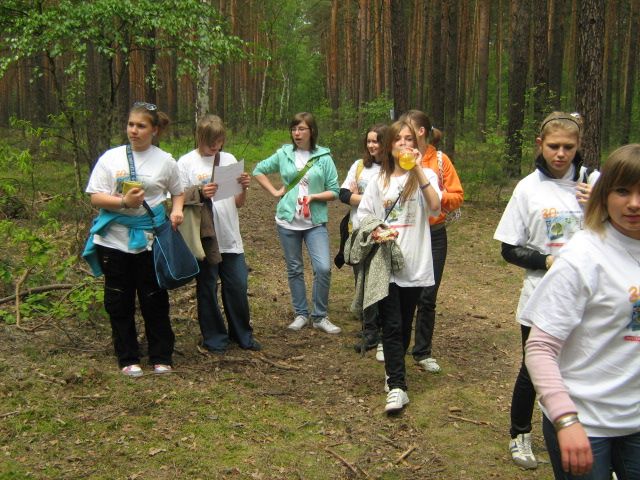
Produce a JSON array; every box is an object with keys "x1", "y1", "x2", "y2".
[{"x1": 133, "y1": 101, "x2": 157, "y2": 111}]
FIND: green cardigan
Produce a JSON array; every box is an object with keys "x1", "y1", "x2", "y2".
[{"x1": 252, "y1": 144, "x2": 339, "y2": 224}]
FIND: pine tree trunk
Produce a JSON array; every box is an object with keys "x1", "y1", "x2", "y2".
[
  {"x1": 476, "y1": 0, "x2": 490, "y2": 141},
  {"x1": 504, "y1": 0, "x2": 530, "y2": 178},
  {"x1": 575, "y1": 0, "x2": 605, "y2": 168},
  {"x1": 390, "y1": 0, "x2": 408, "y2": 119},
  {"x1": 532, "y1": 0, "x2": 549, "y2": 121},
  {"x1": 443, "y1": 0, "x2": 458, "y2": 157},
  {"x1": 621, "y1": 0, "x2": 639, "y2": 144},
  {"x1": 548, "y1": 0, "x2": 567, "y2": 109}
]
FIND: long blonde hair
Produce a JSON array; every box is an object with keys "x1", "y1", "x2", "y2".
[
  {"x1": 585, "y1": 144, "x2": 640, "y2": 235},
  {"x1": 381, "y1": 120, "x2": 420, "y2": 204}
]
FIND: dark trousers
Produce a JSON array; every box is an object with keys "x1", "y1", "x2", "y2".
[
  {"x1": 413, "y1": 225, "x2": 447, "y2": 361},
  {"x1": 379, "y1": 283, "x2": 422, "y2": 391},
  {"x1": 97, "y1": 245, "x2": 174, "y2": 368},
  {"x1": 196, "y1": 253, "x2": 254, "y2": 352},
  {"x1": 542, "y1": 415, "x2": 640, "y2": 479},
  {"x1": 510, "y1": 325, "x2": 536, "y2": 438}
]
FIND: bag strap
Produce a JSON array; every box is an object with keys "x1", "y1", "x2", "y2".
[
  {"x1": 126, "y1": 144, "x2": 158, "y2": 233},
  {"x1": 384, "y1": 189, "x2": 402, "y2": 222},
  {"x1": 436, "y1": 150, "x2": 444, "y2": 189},
  {"x1": 355, "y1": 159, "x2": 365, "y2": 182},
  {"x1": 285, "y1": 155, "x2": 319, "y2": 193},
  {"x1": 126, "y1": 144, "x2": 137, "y2": 181}
]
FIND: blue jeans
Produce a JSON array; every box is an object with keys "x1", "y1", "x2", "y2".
[
  {"x1": 542, "y1": 415, "x2": 640, "y2": 479},
  {"x1": 196, "y1": 253, "x2": 254, "y2": 352},
  {"x1": 413, "y1": 224, "x2": 447, "y2": 361},
  {"x1": 277, "y1": 224, "x2": 331, "y2": 321}
]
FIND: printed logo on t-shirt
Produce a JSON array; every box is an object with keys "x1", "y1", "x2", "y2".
[
  {"x1": 542, "y1": 208, "x2": 583, "y2": 254},
  {"x1": 624, "y1": 288, "x2": 640, "y2": 342}
]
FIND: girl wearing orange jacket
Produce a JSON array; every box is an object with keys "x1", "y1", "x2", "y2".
[{"x1": 400, "y1": 110, "x2": 464, "y2": 373}]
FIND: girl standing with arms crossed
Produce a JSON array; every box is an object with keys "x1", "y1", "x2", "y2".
[
  {"x1": 400, "y1": 110, "x2": 464, "y2": 373},
  {"x1": 253, "y1": 112, "x2": 341, "y2": 334},
  {"x1": 357, "y1": 120, "x2": 441, "y2": 412},
  {"x1": 493, "y1": 112, "x2": 598, "y2": 468},
  {"x1": 84, "y1": 102, "x2": 184, "y2": 376},
  {"x1": 524, "y1": 144, "x2": 640, "y2": 479},
  {"x1": 339, "y1": 124, "x2": 387, "y2": 354}
]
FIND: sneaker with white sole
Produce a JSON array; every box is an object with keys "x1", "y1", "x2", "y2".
[
  {"x1": 509, "y1": 433, "x2": 537, "y2": 469},
  {"x1": 376, "y1": 343, "x2": 385, "y2": 362},
  {"x1": 417, "y1": 357, "x2": 441, "y2": 373},
  {"x1": 312, "y1": 317, "x2": 341, "y2": 334},
  {"x1": 121, "y1": 364, "x2": 143, "y2": 377},
  {"x1": 384, "y1": 374, "x2": 390, "y2": 393},
  {"x1": 153, "y1": 364, "x2": 173, "y2": 375},
  {"x1": 288, "y1": 315, "x2": 309, "y2": 331},
  {"x1": 385, "y1": 388, "x2": 409, "y2": 413}
]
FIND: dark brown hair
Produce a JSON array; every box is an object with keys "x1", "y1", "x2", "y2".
[
  {"x1": 289, "y1": 112, "x2": 318, "y2": 151},
  {"x1": 362, "y1": 124, "x2": 388, "y2": 168},
  {"x1": 129, "y1": 102, "x2": 170, "y2": 138}
]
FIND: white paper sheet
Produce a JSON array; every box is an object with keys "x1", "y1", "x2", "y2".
[{"x1": 212, "y1": 160, "x2": 244, "y2": 201}]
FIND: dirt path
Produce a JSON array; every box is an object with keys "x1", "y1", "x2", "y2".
[{"x1": 0, "y1": 183, "x2": 555, "y2": 479}]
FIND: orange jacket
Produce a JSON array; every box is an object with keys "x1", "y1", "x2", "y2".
[{"x1": 421, "y1": 145, "x2": 464, "y2": 225}]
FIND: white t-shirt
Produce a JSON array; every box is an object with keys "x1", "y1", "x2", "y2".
[
  {"x1": 521, "y1": 224, "x2": 640, "y2": 437},
  {"x1": 357, "y1": 169, "x2": 441, "y2": 287},
  {"x1": 86, "y1": 145, "x2": 183, "y2": 253},
  {"x1": 177, "y1": 150, "x2": 244, "y2": 253},
  {"x1": 494, "y1": 165, "x2": 592, "y2": 326},
  {"x1": 276, "y1": 150, "x2": 313, "y2": 230},
  {"x1": 340, "y1": 159, "x2": 382, "y2": 229}
]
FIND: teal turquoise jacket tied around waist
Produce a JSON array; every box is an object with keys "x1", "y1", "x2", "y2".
[{"x1": 82, "y1": 204, "x2": 166, "y2": 276}]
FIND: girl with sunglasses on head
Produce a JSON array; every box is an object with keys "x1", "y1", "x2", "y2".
[
  {"x1": 523, "y1": 144, "x2": 640, "y2": 479},
  {"x1": 252, "y1": 112, "x2": 341, "y2": 335},
  {"x1": 494, "y1": 112, "x2": 599, "y2": 469},
  {"x1": 83, "y1": 102, "x2": 184, "y2": 377}
]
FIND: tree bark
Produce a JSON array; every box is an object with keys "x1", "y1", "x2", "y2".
[
  {"x1": 443, "y1": 0, "x2": 459, "y2": 157},
  {"x1": 476, "y1": 0, "x2": 490, "y2": 141},
  {"x1": 532, "y1": 0, "x2": 549, "y2": 121},
  {"x1": 575, "y1": 0, "x2": 605, "y2": 168},
  {"x1": 504, "y1": 0, "x2": 530, "y2": 178},
  {"x1": 548, "y1": 0, "x2": 567, "y2": 109},
  {"x1": 390, "y1": 0, "x2": 408, "y2": 119},
  {"x1": 621, "y1": 0, "x2": 639, "y2": 144}
]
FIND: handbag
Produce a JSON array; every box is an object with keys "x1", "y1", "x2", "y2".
[
  {"x1": 178, "y1": 204, "x2": 206, "y2": 260},
  {"x1": 126, "y1": 145, "x2": 200, "y2": 289},
  {"x1": 437, "y1": 150, "x2": 462, "y2": 223}
]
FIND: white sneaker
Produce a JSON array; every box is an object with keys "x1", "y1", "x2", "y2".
[
  {"x1": 417, "y1": 357, "x2": 441, "y2": 373},
  {"x1": 385, "y1": 388, "x2": 409, "y2": 413},
  {"x1": 288, "y1": 315, "x2": 309, "y2": 331},
  {"x1": 509, "y1": 433, "x2": 537, "y2": 469},
  {"x1": 312, "y1": 317, "x2": 341, "y2": 334},
  {"x1": 376, "y1": 343, "x2": 384, "y2": 362}
]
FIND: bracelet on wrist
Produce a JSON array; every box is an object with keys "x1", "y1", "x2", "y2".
[
  {"x1": 554, "y1": 413, "x2": 580, "y2": 432},
  {"x1": 420, "y1": 182, "x2": 431, "y2": 190}
]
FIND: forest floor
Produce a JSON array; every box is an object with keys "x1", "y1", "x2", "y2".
[{"x1": 0, "y1": 180, "x2": 556, "y2": 479}]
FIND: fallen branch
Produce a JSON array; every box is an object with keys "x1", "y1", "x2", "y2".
[
  {"x1": 0, "y1": 410, "x2": 21, "y2": 419},
  {"x1": 395, "y1": 445, "x2": 416, "y2": 464},
  {"x1": 256, "y1": 354, "x2": 300, "y2": 371},
  {"x1": 0, "y1": 283, "x2": 75, "y2": 305},
  {"x1": 326, "y1": 448, "x2": 358, "y2": 476},
  {"x1": 447, "y1": 414, "x2": 491, "y2": 426}
]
